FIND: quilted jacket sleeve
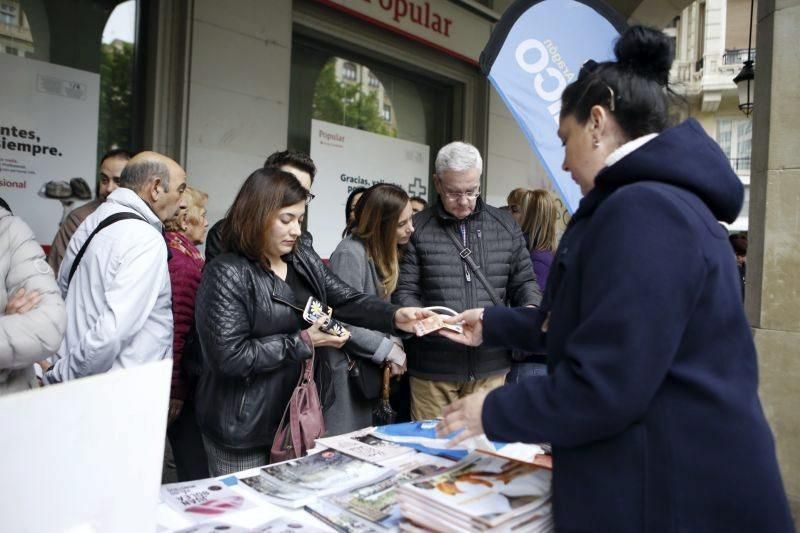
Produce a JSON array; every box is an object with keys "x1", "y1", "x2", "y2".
[
  {"x1": 167, "y1": 243, "x2": 202, "y2": 400},
  {"x1": 298, "y1": 241, "x2": 398, "y2": 333},
  {"x1": 0, "y1": 211, "x2": 66, "y2": 368},
  {"x1": 195, "y1": 258, "x2": 313, "y2": 378}
]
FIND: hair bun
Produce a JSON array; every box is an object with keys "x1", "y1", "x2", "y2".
[{"x1": 614, "y1": 26, "x2": 674, "y2": 85}]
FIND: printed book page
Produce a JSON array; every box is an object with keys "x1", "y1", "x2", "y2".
[
  {"x1": 397, "y1": 452, "x2": 551, "y2": 528},
  {"x1": 316, "y1": 427, "x2": 415, "y2": 464},
  {"x1": 160, "y1": 479, "x2": 256, "y2": 522},
  {"x1": 311, "y1": 454, "x2": 455, "y2": 531},
  {"x1": 239, "y1": 449, "x2": 387, "y2": 508}
]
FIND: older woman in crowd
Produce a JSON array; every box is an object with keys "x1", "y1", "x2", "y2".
[{"x1": 164, "y1": 186, "x2": 210, "y2": 481}]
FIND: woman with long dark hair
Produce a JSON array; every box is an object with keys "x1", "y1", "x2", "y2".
[
  {"x1": 438, "y1": 26, "x2": 792, "y2": 531},
  {"x1": 322, "y1": 183, "x2": 414, "y2": 435},
  {"x1": 194, "y1": 168, "x2": 403, "y2": 474}
]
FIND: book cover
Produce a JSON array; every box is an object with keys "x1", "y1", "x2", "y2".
[
  {"x1": 316, "y1": 428, "x2": 414, "y2": 465},
  {"x1": 321, "y1": 457, "x2": 453, "y2": 530},
  {"x1": 160, "y1": 479, "x2": 255, "y2": 521},
  {"x1": 397, "y1": 453, "x2": 550, "y2": 528},
  {"x1": 240, "y1": 449, "x2": 386, "y2": 507}
]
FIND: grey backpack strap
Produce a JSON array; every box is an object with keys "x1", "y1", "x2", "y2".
[{"x1": 67, "y1": 212, "x2": 148, "y2": 285}]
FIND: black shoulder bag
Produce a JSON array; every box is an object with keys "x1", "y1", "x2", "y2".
[{"x1": 67, "y1": 212, "x2": 149, "y2": 285}]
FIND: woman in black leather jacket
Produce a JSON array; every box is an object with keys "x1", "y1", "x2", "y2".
[{"x1": 194, "y1": 168, "x2": 400, "y2": 475}]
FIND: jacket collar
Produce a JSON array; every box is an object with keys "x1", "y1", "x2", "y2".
[
  {"x1": 434, "y1": 196, "x2": 485, "y2": 223},
  {"x1": 279, "y1": 241, "x2": 326, "y2": 305},
  {"x1": 107, "y1": 187, "x2": 163, "y2": 231}
]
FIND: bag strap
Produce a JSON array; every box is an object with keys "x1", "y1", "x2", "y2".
[
  {"x1": 68, "y1": 212, "x2": 149, "y2": 285},
  {"x1": 444, "y1": 226, "x2": 503, "y2": 306},
  {"x1": 274, "y1": 339, "x2": 316, "y2": 436}
]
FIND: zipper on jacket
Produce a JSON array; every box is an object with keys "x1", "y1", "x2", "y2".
[
  {"x1": 460, "y1": 221, "x2": 471, "y2": 283},
  {"x1": 271, "y1": 292, "x2": 305, "y2": 314}
]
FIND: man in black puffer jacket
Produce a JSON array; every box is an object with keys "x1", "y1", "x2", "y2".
[{"x1": 393, "y1": 142, "x2": 541, "y2": 420}]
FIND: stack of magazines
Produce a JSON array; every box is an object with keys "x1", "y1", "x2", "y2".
[
  {"x1": 238, "y1": 448, "x2": 386, "y2": 508},
  {"x1": 305, "y1": 453, "x2": 455, "y2": 531},
  {"x1": 396, "y1": 452, "x2": 553, "y2": 532}
]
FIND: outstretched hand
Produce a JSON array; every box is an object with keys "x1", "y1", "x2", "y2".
[
  {"x1": 439, "y1": 308, "x2": 485, "y2": 346},
  {"x1": 394, "y1": 307, "x2": 437, "y2": 334},
  {"x1": 436, "y1": 388, "x2": 490, "y2": 447}
]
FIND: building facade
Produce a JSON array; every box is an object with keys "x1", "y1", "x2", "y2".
[
  {"x1": 667, "y1": 0, "x2": 756, "y2": 231},
  {"x1": 0, "y1": 0, "x2": 797, "y2": 523}
]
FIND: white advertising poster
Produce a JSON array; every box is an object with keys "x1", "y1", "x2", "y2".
[
  {"x1": 309, "y1": 119, "x2": 430, "y2": 258},
  {"x1": 0, "y1": 54, "x2": 100, "y2": 243},
  {"x1": 0, "y1": 360, "x2": 170, "y2": 533}
]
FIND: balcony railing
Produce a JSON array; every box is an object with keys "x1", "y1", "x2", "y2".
[
  {"x1": 730, "y1": 157, "x2": 751, "y2": 173},
  {"x1": 723, "y1": 48, "x2": 756, "y2": 65}
]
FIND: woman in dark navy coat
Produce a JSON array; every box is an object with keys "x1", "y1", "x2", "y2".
[{"x1": 437, "y1": 26, "x2": 793, "y2": 533}]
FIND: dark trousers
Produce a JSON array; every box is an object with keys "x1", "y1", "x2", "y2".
[{"x1": 167, "y1": 399, "x2": 209, "y2": 481}]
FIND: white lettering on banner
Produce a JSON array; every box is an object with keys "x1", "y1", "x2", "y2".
[{"x1": 515, "y1": 38, "x2": 575, "y2": 124}]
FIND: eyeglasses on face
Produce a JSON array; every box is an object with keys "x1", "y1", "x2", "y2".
[
  {"x1": 442, "y1": 189, "x2": 480, "y2": 201},
  {"x1": 305, "y1": 192, "x2": 316, "y2": 205}
]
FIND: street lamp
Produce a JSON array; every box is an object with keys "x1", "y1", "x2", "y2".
[{"x1": 733, "y1": 0, "x2": 756, "y2": 116}]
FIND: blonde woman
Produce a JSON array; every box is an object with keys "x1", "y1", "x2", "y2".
[
  {"x1": 505, "y1": 187, "x2": 529, "y2": 226},
  {"x1": 520, "y1": 189, "x2": 559, "y2": 293}
]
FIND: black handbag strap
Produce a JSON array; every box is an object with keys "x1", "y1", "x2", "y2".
[
  {"x1": 68, "y1": 212, "x2": 148, "y2": 285},
  {"x1": 444, "y1": 225, "x2": 503, "y2": 306}
]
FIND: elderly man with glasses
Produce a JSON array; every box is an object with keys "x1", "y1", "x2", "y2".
[{"x1": 393, "y1": 141, "x2": 541, "y2": 421}]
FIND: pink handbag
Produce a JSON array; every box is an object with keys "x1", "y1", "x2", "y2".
[{"x1": 270, "y1": 346, "x2": 325, "y2": 463}]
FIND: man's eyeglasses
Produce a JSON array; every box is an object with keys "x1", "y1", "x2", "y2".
[
  {"x1": 442, "y1": 189, "x2": 480, "y2": 201},
  {"x1": 305, "y1": 192, "x2": 316, "y2": 205}
]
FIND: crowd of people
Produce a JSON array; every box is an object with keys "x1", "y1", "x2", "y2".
[{"x1": 0, "y1": 24, "x2": 792, "y2": 532}]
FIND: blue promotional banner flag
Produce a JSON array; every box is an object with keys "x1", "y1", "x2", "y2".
[{"x1": 481, "y1": 0, "x2": 626, "y2": 213}]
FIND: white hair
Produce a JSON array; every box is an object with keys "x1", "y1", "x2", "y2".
[{"x1": 435, "y1": 141, "x2": 483, "y2": 176}]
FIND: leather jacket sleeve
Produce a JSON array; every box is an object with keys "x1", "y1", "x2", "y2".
[
  {"x1": 195, "y1": 259, "x2": 312, "y2": 378},
  {"x1": 298, "y1": 240, "x2": 399, "y2": 333}
]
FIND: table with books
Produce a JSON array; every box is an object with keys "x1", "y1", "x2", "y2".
[{"x1": 157, "y1": 421, "x2": 553, "y2": 532}]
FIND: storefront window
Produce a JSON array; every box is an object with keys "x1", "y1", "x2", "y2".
[
  {"x1": 98, "y1": 0, "x2": 136, "y2": 156},
  {"x1": 0, "y1": 1, "x2": 32, "y2": 56},
  {"x1": 1, "y1": 0, "x2": 138, "y2": 165},
  {"x1": 290, "y1": 37, "x2": 451, "y2": 152},
  {"x1": 313, "y1": 57, "x2": 397, "y2": 137}
]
